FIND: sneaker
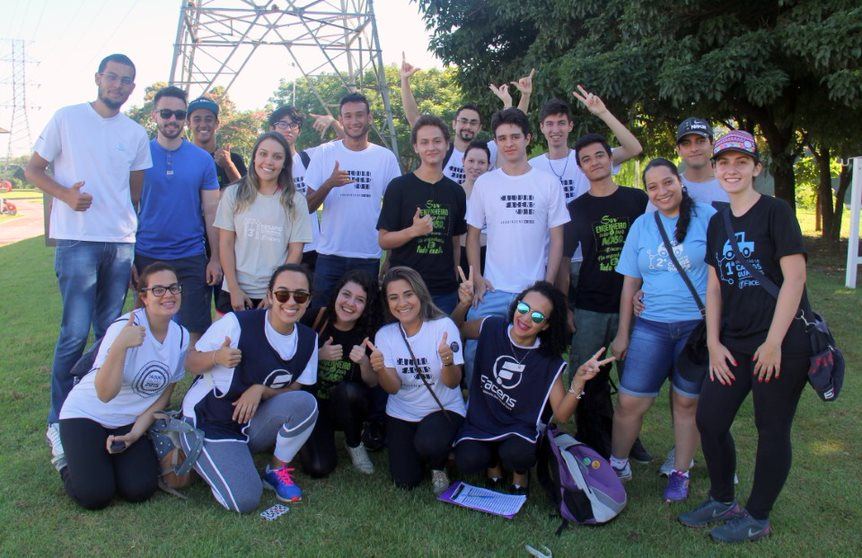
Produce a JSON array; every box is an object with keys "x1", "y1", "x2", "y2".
[
  {"x1": 710, "y1": 510, "x2": 772, "y2": 543},
  {"x1": 659, "y1": 447, "x2": 695, "y2": 477},
  {"x1": 509, "y1": 483, "x2": 529, "y2": 496},
  {"x1": 361, "y1": 420, "x2": 386, "y2": 452},
  {"x1": 629, "y1": 438, "x2": 653, "y2": 464},
  {"x1": 262, "y1": 465, "x2": 302, "y2": 503},
  {"x1": 612, "y1": 461, "x2": 632, "y2": 482},
  {"x1": 431, "y1": 469, "x2": 450, "y2": 496},
  {"x1": 46, "y1": 423, "x2": 66, "y2": 472},
  {"x1": 485, "y1": 476, "x2": 504, "y2": 490},
  {"x1": 678, "y1": 497, "x2": 743, "y2": 528},
  {"x1": 663, "y1": 471, "x2": 690, "y2": 503},
  {"x1": 345, "y1": 442, "x2": 374, "y2": 475}
]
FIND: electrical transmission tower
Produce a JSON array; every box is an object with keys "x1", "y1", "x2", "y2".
[
  {"x1": 1, "y1": 39, "x2": 37, "y2": 165},
  {"x1": 169, "y1": 0, "x2": 398, "y2": 156}
]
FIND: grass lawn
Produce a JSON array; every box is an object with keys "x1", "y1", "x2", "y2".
[{"x1": 1, "y1": 234, "x2": 860, "y2": 557}]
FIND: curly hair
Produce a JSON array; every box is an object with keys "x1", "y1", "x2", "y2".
[
  {"x1": 507, "y1": 281, "x2": 568, "y2": 358},
  {"x1": 323, "y1": 269, "x2": 382, "y2": 341}
]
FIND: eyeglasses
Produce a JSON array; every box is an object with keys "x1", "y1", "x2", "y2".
[
  {"x1": 100, "y1": 72, "x2": 134, "y2": 86},
  {"x1": 158, "y1": 109, "x2": 188, "y2": 121},
  {"x1": 272, "y1": 289, "x2": 311, "y2": 304},
  {"x1": 516, "y1": 301, "x2": 546, "y2": 324},
  {"x1": 274, "y1": 120, "x2": 300, "y2": 131},
  {"x1": 456, "y1": 118, "x2": 480, "y2": 126},
  {"x1": 141, "y1": 284, "x2": 182, "y2": 297}
]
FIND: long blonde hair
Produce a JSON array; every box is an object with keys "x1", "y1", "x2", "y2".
[{"x1": 233, "y1": 132, "x2": 296, "y2": 216}]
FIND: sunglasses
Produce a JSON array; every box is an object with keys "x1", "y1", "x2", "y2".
[
  {"x1": 516, "y1": 301, "x2": 546, "y2": 324},
  {"x1": 272, "y1": 289, "x2": 311, "y2": 304},
  {"x1": 141, "y1": 284, "x2": 182, "y2": 297},
  {"x1": 158, "y1": 109, "x2": 188, "y2": 120}
]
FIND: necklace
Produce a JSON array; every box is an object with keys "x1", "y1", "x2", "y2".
[
  {"x1": 547, "y1": 149, "x2": 570, "y2": 181},
  {"x1": 508, "y1": 327, "x2": 534, "y2": 366}
]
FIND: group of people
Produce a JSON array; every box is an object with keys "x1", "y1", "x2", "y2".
[{"x1": 26, "y1": 52, "x2": 814, "y2": 545}]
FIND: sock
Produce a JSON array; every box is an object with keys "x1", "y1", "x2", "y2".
[
  {"x1": 610, "y1": 456, "x2": 629, "y2": 470},
  {"x1": 673, "y1": 469, "x2": 690, "y2": 478}
]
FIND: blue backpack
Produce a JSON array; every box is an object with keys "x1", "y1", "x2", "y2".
[{"x1": 537, "y1": 424, "x2": 627, "y2": 533}]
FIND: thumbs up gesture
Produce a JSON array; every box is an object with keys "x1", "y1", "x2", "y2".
[
  {"x1": 325, "y1": 161, "x2": 352, "y2": 189},
  {"x1": 320, "y1": 336, "x2": 344, "y2": 361},
  {"x1": 349, "y1": 338, "x2": 370, "y2": 365},
  {"x1": 213, "y1": 336, "x2": 242, "y2": 368},
  {"x1": 116, "y1": 313, "x2": 146, "y2": 349},
  {"x1": 410, "y1": 207, "x2": 434, "y2": 237},
  {"x1": 438, "y1": 331, "x2": 454, "y2": 365},
  {"x1": 365, "y1": 339, "x2": 385, "y2": 374},
  {"x1": 64, "y1": 181, "x2": 93, "y2": 211}
]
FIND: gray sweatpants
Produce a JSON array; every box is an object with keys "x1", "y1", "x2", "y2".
[{"x1": 182, "y1": 390, "x2": 318, "y2": 513}]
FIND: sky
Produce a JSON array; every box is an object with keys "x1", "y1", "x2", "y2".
[{"x1": 0, "y1": 0, "x2": 444, "y2": 155}]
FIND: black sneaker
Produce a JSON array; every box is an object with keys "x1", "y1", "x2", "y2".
[
  {"x1": 678, "y1": 497, "x2": 744, "y2": 528},
  {"x1": 629, "y1": 438, "x2": 653, "y2": 464},
  {"x1": 361, "y1": 420, "x2": 386, "y2": 452},
  {"x1": 710, "y1": 510, "x2": 772, "y2": 543}
]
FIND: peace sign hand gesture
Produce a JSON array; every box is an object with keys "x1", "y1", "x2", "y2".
[
  {"x1": 574, "y1": 347, "x2": 615, "y2": 384},
  {"x1": 456, "y1": 265, "x2": 474, "y2": 307},
  {"x1": 572, "y1": 84, "x2": 608, "y2": 117},
  {"x1": 489, "y1": 83, "x2": 513, "y2": 107}
]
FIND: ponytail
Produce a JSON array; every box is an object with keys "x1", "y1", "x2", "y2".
[{"x1": 675, "y1": 188, "x2": 695, "y2": 244}]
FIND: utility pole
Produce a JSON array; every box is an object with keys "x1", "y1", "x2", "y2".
[
  {"x1": 169, "y1": 0, "x2": 399, "y2": 158},
  {"x1": 1, "y1": 39, "x2": 38, "y2": 168}
]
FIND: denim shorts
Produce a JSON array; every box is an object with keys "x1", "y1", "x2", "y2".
[{"x1": 619, "y1": 317, "x2": 702, "y2": 398}]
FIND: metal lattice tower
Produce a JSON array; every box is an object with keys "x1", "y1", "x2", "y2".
[
  {"x1": 169, "y1": 0, "x2": 398, "y2": 156},
  {"x1": 1, "y1": 39, "x2": 36, "y2": 163}
]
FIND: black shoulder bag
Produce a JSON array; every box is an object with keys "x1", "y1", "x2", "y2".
[
  {"x1": 397, "y1": 324, "x2": 455, "y2": 425},
  {"x1": 653, "y1": 212, "x2": 709, "y2": 384},
  {"x1": 721, "y1": 210, "x2": 844, "y2": 402}
]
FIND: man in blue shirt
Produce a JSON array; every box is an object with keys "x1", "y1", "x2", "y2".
[{"x1": 136, "y1": 86, "x2": 220, "y2": 342}]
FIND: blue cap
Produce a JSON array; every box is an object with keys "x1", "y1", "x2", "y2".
[{"x1": 187, "y1": 97, "x2": 219, "y2": 118}]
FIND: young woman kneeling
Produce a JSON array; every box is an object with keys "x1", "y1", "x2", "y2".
[
  {"x1": 58, "y1": 262, "x2": 188, "y2": 510},
  {"x1": 182, "y1": 264, "x2": 319, "y2": 512}
]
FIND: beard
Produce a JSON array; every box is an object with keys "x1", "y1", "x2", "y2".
[
  {"x1": 457, "y1": 129, "x2": 475, "y2": 142},
  {"x1": 159, "y1": 124, "x2": 184, "y2": 140},
  {"x1": 345, "y1": 123, "x2": 369, "y2": 140},
  {"x1": 99, "y1": 93, "x2": 124, "y2": 110}
]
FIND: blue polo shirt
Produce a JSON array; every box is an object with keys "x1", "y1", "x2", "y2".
[{"x1": 137, "y1": 139, "x2": 219, "y2": 259}]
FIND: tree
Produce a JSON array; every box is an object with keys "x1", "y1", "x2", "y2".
[
  {"x1": 268, "y1": 64, "x2": 465, "y2": 169},
  {"x1": 418, "y1": 0, "x2": 862, "y2": 208}
]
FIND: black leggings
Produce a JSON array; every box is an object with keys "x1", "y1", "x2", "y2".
[
  {"x1": 455, "y1": 437, "x2": 537, "y2": 475},
  {"x1": 299, "y1": 381, "x2": 369, "y2": 478},
  {"x1": 696, "y1": 348, "x2": 809, "y2": 520},
  {"x1": 387, "y1": 411, "x2": 463, "y2": 489},
  {"x1": 59, "y1": 418, "x2": 159, "y2": 510}
]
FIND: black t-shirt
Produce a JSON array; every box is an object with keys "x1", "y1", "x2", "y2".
[
  {"x1": 312, "y1": 316, "x2": 368, "y2": 400},
  {"x1": 376, "y1": 172, "x2": 467, "y2": 294},
  {"x1": 564, "y1": 186, "x2": 648, "y2": 313},
  {"x1": 705, "y1": 195, "x2": 810, "y2": 355},
  {"x1": 213, "y1": 151, "x2": 247, "y2": 189}
]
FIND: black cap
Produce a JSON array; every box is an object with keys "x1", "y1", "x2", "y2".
[{"x1": 676, "y1": 117, "x2": 713, "y2": 143}]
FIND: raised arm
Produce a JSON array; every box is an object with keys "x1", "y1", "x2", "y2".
[
  {"x1": 399, "y1": 52, "x2": 421, "y2": 128},
  {"x1": 572, "y1": 85, "x2": 642, "y2": 165},
  {"x1": 513, "y1": 68, "x2": 536, "y2": 115}
]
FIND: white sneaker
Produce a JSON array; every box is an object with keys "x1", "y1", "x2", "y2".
[
  {"x1": 46, "y1": 423, "x2": 66, "y2": 471},
  {"x1": 612, "y1": 461, "x2": 632, "y2": 482},
  {"x1": 431, "y1": 469, "x2": 450, "y2": 496},
  {"x1": 659, "y1": 447, "x2": 695, "y2": 477},
  {"x1": 345, "y1": 442, "x2": 374, "y2": 475}
]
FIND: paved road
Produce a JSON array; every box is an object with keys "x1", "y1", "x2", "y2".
[{"x1": 0, "y1": 199, "x2": 46, "y2": 247}]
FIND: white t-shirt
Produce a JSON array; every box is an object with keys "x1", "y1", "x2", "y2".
[
  {"x1": 182, "y1": 311, "x2": 318, "y2": 419},
  {"x1": 647, "y1": 175, "x2": 729, "y2": 212},
  {"x1": 375, "y1": 317, "x2": 466, "y2": 422},
  {"x1": 444, "y1": 141, "x2": 499, "y2": 185},
  {"x1": 304, "y1": 140, "x2": 401, "y2": 259},
  {"x1": 60, "y1": 309, "x2": 188, "y2": 428},
  {"x1": 214, "y1": 184, "x2": 312, "y2": 298},
  {"x1": 466, "y1": 167, "x2": 570, "y2": 293},
  {"x1": 34, "y1": 103, "x2": 152, "y2": 242},
  {"x1": 292, "y1": 146, "x2": 321, "y2": 253},
  {"x1": 529, "y1": 149, "x2": 621, "y2": 262}
]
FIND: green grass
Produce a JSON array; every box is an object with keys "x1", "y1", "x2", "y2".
[{"x1": 1, "y1": 235, "x2": 860, "y2": 557}]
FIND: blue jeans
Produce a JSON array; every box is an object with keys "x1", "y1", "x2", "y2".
[
  {"x1": 463, "y1": 290, "x2": 519, "y2": 386},
  {"x1": 49, "y1": 240, "x2": 134, "y2": 423},
  {"x1": 619, "y1": 317, "x2": 702, "y2": 398},
  {"x1": 431, "y1": 290, "x2": 459, "y2": 315},
  {"x1": 312, "y1": 254, "x2": 380, "y2": 308}
]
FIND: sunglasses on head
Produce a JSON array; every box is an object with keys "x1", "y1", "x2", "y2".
[
  {"x1": 158, "y1": 109, "x2": 188, "y2": 120},
  {"x1": 140, "y1": 284, "x2": 182, "y2": 297},
  {"x1": 516, "y1": 301, "x2": 546, "y2": 324},
  {"x1": 272, "y1": 289, "x2": 311, "y2": 304}
]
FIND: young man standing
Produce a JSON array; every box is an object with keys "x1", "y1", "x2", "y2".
[
  {"x1": 674, "y1": 117, "x2": 729, "y2": 207},
  {"x1": 135, "y1": 86, "x2": 220, "y2": 344},
  {"x1": 304, "y1": 93, "x2": 401, "y2": 306},
  {"x1": 530, "y1": 91, "x2": 643, "y2": 284},
  {"x1": 557, "y1": 132, "x2": 649, "y2": 460},
  {"x1": 187, "y1": 97, "x2": 246, "y2": 188},
  {"x1": 25, "y1": 54, "x2": 152, "y2": 470},
  {"x1": 377, "y1": 115, "x2": 467, "y2": 313},
  {"x1": 464, "y1": 108, "x2": 570, "y2": 384}
]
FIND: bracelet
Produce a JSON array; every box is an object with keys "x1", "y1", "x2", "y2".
[
  {"x1": 211, "y1": 350, "x2": 217, "y2": 368},
  {"x1": 568, "y1": 386, "x2": 585, "y2": 399},
  {"x1": 442, "y1": 359, "x2": 454, "y2": 366}
]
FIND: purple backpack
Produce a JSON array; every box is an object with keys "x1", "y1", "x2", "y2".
[{"x1": 537, "y1": 424, "x2": 627, "y2": 533}]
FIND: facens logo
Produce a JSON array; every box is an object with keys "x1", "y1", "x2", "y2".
[
  {"x1": 492, "y1": 356, "x2": 525, "y2": 390},
  {"x1": 264, "y1": 369, "x2": 294, "y2": 389}
]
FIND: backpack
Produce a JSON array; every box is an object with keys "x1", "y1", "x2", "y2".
[
  {"x1": 299, "y1": 149, "x2": 311, "y2": 169},
  {"x1": 536, "y1": 424, "x2": 626, "y2": 533}
]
